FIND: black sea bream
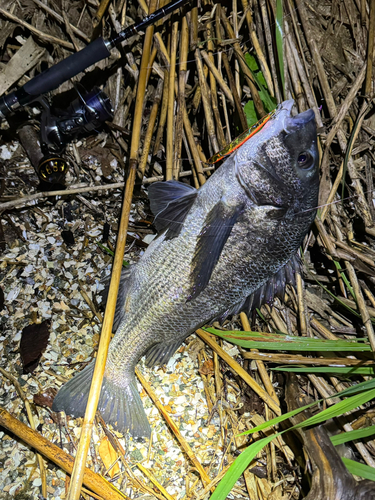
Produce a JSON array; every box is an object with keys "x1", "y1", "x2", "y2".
[{"x1": 53, "y1": 100, "x2": 320, "y2": 437}]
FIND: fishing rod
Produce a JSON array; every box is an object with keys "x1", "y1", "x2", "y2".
[{"x1": 0, "y1": 0, "x2": 190, "y2": 119}]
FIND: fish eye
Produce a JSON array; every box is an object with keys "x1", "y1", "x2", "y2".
[{"x1": 297, "y1": 151, "x2": 314, "y2": 170}]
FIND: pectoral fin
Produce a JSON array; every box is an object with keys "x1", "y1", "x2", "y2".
[
  {"x1": 148, "y1": 180, "x2": 197, "y2": 239},
  {"x1": 188, "y1": 201, "x2": 244, "y2": 301}
]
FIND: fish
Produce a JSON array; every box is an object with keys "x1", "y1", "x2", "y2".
[{"x1": 52, "y1": 100, "x2": 320, "y2": 437}]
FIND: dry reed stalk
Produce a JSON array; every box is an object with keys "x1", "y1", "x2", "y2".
[
  {"x1": 345, "y1": 261, "x2": 375, "y2": 352},
  {"x1": 138, "y1": 78, "x2": 164, "y2": 177},
  {"x1": 259, "y1": 0, "x2": 282, "y2": 103},
  {"x1": 243, "y1": 351, "x2": 373, "y2": 366},
  {"x1": 241, "y1": 0, "x2": 274, "y2": 96},
  {"x1": 202, "y1": 7, "x2": 227, "y2": 149},
  {"x1": 135, "y1": 368, "x2": 212, "y2": 488},
  {"x1": 195, "y1": 48, "x2": 220, "y2": 153},
  {"x1": 153, "y1": 71, "x2": 169, "y2": 156},
  {"x1": 0, "y1": 7, "x2": 75, "y2": 49},
  {"x1": 92, "y1": 0, "x2": 111, "y2": 28},
  {"x1": 174, "y1": 16, "x2": 189, "y2": 178},
  {"x1": 137, "y1": 463, "x2": 175, "y2": 500},
  {"x1": 219, "y1": 8, "x2": 265, "y2": 117},
  {"x1": 182, "y1": 108, "x2": 207, "y2": 185},
  {"x1": 65, "y1": 1, "x2": 158, "y2": 497},
  {"x1": 310, "y1": 317, "x2": 340, "y2": 341},
  {"x1": 0, "y1": 407, "x2": 129, "y2": 500},
  {"x1": 240, "y1": 313, "x2": 280, "y2": 406},
  {"x1": 32, "y1": 0, "x2": 90, "y2": 42},
  {"x1": 215, "y1": 4, "x2": 247, "y2": 130},
  {"x1": 200, "y1": 50, "x2": 234, "y2": 107},
  {"x1": 166, "y1": 20, "x2": 179, "y2": 180},
  {"x1": 0, "y1": 368, "x2": 47, "y2": 497},
  {"x1": 197, "y1": 329, "x2": 281, "y2": 414},
  {"x1": 365, "y1": 0, "x2": 375, "y2": 94}
]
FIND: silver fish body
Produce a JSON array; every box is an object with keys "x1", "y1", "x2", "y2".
[{"x1": 52, "y1": 100, "x2": 319, "y2": 436}]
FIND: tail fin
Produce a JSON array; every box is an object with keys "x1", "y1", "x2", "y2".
[{"x1": 52, "y1": 363, "x2": 151, "y2": 438}]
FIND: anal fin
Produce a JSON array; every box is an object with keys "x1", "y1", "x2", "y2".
[{"x1": 144, "y1": 340, "x2": 183, "y2": 367}]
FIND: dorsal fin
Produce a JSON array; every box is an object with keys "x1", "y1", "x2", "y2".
[
  {"x1": 212, "y1": 253, "x2": 301, "y2": 324},
  {"x1": 148, "y1": 180, "x2": 197, "y2": 239}
]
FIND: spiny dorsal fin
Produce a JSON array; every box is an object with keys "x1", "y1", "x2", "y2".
[
  {"x1": 148, "y1": 180, "x2": 197, "y2": 238},
  {"x1": 188, "y1": 200, "x2": 244, "y2": 301}
]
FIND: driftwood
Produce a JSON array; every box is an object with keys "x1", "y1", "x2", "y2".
[{"x1": 285, "y1": 374, "x2": 375, "y2": 500}]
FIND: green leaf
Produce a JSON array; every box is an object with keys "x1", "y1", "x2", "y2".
[
  {"x1": 331, "y1": 425, "x2": 375, "y2": 446},
  {"x1": 209, "y1": 435, "x2": 277, "y2": 500},
  {"x1": 244, "y1": 100, "x2": 257, "y2": 127},
  {"x1": 272, "y1": 366, "x2": 375, "y2": 375},
  {"x1": 205, "y1": 327, "x2": 371, "y2": 352},
  {"x1": 97, "y1": 242, "x2": 129, "y2": 267},
  {"x1": 341, "y1": 458, "x2": 375, "y2": 481},
  {"x1": 239, "y1": 399, "x2": 319, "y2": 436},
  {"x1": 292, "y1": 388, "x2": 375, "y2": 430},
  {"x1": 245, "y1": 53, "x2": 259, "y2": 72},
  {"x1": 276, "y1": 0, "x2": 284, "y2": 94},
  {"x1": 335, "y1": 378, "x2": 375, "y2": 397}
]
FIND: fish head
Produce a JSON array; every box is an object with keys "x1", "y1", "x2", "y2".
[{"x1": 234, "y1": 100, "x2": 319, "y2": 216}]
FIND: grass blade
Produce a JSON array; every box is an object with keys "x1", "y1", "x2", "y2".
[
  {"x1": 341, "y1": 458, "x2": 375, "y2": 481},
  {"x1": 331, "y1": 425, "x2": 375, "y2": 446},
  {"x1": 209, "y1": 435, "x2": 277, "y2": 500}
]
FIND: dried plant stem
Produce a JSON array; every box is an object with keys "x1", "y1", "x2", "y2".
[
  {"x1": 0, "y1": 368, "x2": 47, "y2": 497},
  {"x1": 200, "y1": 50, "x2": 234, "y2": 107},
  {"x1": 197, "y1": 329, "x2": 281, "y2": 414},
  {"x1": 345, "y1": 261, "x2": 375, "y2": 353},
  {"x1": 174, "y1": 16, "x2": 189, "y2": 179},
  {"x1": 65, "y1": 0, "x2": 158, "y2": 496},
  {"x1": 259, "y1": 0, "x2": 282, "y2": 103},
  {"x1": 32, "y1": 0, "x2": 90, "y2": 42},
  {"x1": 240, "y1": 313, "x2": 280, "y2": 405},
  {"x1": 215, "y1": 4, "x2": 247, "y2": 130},
  {"x1": 135, "y1": 368, "x2": 212, "y2": 489},
  {"x1": 0, "y1": 407, "x2": 129, "y2": 500},
  {"x1": 220, "y1": 9, "x2": 265, "y2": 117},
  {"x1": 166, "y1": 21, "x2": 179, "y2": 180},
  {"x1": 0, "y1": 7, "x2": 74, "y2": 49},
  {"x1": 137, "y1": 463, "x2": 175, "y2": 500},
  {"x1": 195, "y1": 49, "x2": 219, "y2": 153},
  {"x1": 182, "y1": 108, "x2": 206, "y2": 185},
  {"x1": 365, "y1": 0, "x2": 375, "y2": 94},
  {"x1": 241, "y1": 0, "x2": 274, "y2": 96},
  {"x1": 138, "y1": 78, "x2": 164, "y2": 178},
  {"x1": 153, "y1": 71, "x2": 169, "y2": 156}
]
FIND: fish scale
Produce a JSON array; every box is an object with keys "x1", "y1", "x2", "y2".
[{"x1": 52, "y1": 100, "x2": 320, "y2": 437}]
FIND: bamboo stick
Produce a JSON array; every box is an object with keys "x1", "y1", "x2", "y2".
[
  {"x1": 65, "y1": 1, "x2": 158, "y2": 497},
  {"x1": 196, "y1": 329, "x2": 281, "y2": 415},
  {"x1": 0, "y1": 407, "x2": 129, "y2": 500}
]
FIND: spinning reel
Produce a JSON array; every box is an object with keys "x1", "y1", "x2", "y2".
[{"x1": 35, "y1": 88, "x2": 114, "y2": 184}]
